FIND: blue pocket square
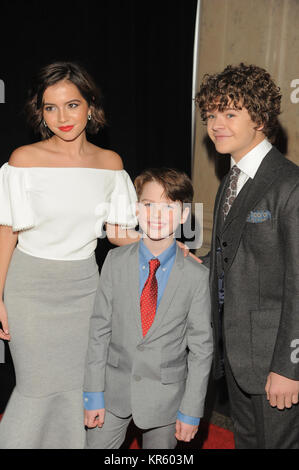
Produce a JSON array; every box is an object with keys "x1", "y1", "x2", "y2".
[{"x1": 246, "y1": 210, "x2": 271, "y2": 223}]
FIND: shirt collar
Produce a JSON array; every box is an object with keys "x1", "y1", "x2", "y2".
[
  {"x1": 231, "y1": 138, "x2": 272, "y2": 179},
  {"x1": 139, "y1": 239, "x2": 176, "y2": 268}
]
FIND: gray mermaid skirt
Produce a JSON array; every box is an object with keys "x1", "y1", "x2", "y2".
[{"x1": 0, "y1": 247, "x2": 99, "y2": 449}]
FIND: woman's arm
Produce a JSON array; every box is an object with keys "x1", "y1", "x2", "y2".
[
  {"x1": 0, "y1": 226, "x2": 18, "y2": 340},
  {"x1": 105, "y1": 223, "x2": 141, "y2": 246}
]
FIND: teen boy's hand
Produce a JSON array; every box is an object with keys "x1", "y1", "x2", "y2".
[
  {"x1": 175, "y1": 420, "x2": 199, "y2": 442},
  {"x1": 84, "y1": 408, "x2": 106, "y2": 428},
  {"x1": 265, "y1": 372, "x2": 299, "y2": 410}
]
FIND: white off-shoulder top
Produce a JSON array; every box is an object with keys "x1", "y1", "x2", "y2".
[{"x1": 0, "y1": 163, "x2": 138, "y2": 260}]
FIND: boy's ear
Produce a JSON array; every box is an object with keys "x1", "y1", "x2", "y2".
[
  {"x1": 180, "y1": 205, "x2": 190, "y2": 224},
  {"x1": 256, "y1": 123, "x2": 265, "y2": 131}
]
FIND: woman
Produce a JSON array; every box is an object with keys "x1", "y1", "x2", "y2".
[{"x1": 0, "y1": 61, "x2": 140, "y2": 449}]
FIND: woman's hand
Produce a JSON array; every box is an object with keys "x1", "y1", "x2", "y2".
[
  {"x1": 0, "y1": 300, "x2": 10, "y2": 341},
  {"x1": 176, "y1": 241, "x2": 203, "y2": 263}
]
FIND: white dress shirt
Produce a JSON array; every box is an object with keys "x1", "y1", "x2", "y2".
[{"x1": 231, "y1": 139, "x2": 272, "y2": 195}]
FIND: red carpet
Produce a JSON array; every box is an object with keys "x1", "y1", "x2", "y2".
[
  {"x1": 200, "y1": 421, "x2": 235, "y2": 449},
  {"x1": 0, "y1": 414, "x2": 235, "y2": 449}
]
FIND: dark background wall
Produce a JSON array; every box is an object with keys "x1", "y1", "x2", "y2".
[
  {"x1": 0, "y1": 0, "x2": 197, "y2": 177},
  {"x1": 0, "y1": 0, "x2": 198, "y2": 413}
]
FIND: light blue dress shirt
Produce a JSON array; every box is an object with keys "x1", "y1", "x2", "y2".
[{"x1": 84, "y1": 240, "x2": 200, "y2": 426}]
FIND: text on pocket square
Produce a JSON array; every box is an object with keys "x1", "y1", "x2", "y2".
[{"x1": 246, "y1": 210, "x2": 271, "y2": 223}]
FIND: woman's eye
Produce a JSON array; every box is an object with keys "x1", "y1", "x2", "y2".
[
  {"x1": 45, "y1": 106, "x2": 55, "y2": 112},
  {"x1": 68, "y1": 103, "x2": 78, "y2": 109}
]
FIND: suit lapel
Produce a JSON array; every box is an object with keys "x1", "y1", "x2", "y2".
[
  {"x1": 128, "y1": 242, "x2": 144, "y2": 341},
  {"x1": 140, "y1": 244, "x2": 184, "y2": 343},
  {"x1": 221, "y1": 147, "x2": 286, "y2": 271}
]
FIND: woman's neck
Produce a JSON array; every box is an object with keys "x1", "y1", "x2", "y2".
[{"x1": 45, "y1": 131, "x2": 90, "y2": 159}]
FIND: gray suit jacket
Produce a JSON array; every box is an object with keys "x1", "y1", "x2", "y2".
[
  {"x1": 84, "y1": 241, "x2": 213, "y2": 429},
  {"x1": 209, "y1": 147, "x2": 299, "y2": 394}
]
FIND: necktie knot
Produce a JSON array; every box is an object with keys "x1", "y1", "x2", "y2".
[
  {"x1": 149, "y1": 258, "x2": 160, "y2": 274},
  {"x1": 231, "y1": 165, "x2": 241, "y2": 177}
]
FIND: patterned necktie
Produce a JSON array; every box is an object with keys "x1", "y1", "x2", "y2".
[
  {"x1": 223, "y1": 165, "x2": 241, "y2": 220},
  {"x1": 140, "y1": 258, "x2": 160, "y2": 337}
]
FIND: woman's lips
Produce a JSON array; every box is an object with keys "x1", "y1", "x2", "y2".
[{"x1": 59, "y1": 125, "x2": 74, "y2": 132}]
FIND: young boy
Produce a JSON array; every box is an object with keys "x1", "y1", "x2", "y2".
[
  {"x1": 83, "y1": 168, "x2": 213, "y2": 449},
  {"x1": 196, "y1": 63, "x2": 299, "y2": 448}
]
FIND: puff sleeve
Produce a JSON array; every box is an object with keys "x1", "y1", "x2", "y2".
[
  {"x1": 106, "y1": 170, "x2": 138, "y2": 228},
  {"x1": 0, "y1": 163, "x2": 35, "y2": 232}
]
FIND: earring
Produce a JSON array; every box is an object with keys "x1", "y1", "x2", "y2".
[
  {"x1": 87, "y1": 113, "x2": 92, "y2": 121},
  {"x1": 43, "y1": 120, "x2": 47, "y2": 127}
]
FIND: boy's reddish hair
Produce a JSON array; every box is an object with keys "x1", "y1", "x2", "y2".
[{"x1": 134, "y1": 168, "x2": 194, "y2": 204}]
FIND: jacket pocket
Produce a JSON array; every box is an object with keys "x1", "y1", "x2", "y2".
[
  {"x1": 107, "y1": 347, "x2": 120, "y2": 368},
  {"x1": 244, "y1": 218, "x2": 276, "y2": 252},
  {"x1": 161, "y1": 363, "x2": 188, "y2": 384},
  {"x1": 250, "y1": 309, "x2": 281, "y2": 377}
]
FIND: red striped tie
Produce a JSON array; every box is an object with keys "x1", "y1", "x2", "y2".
[{"x1": 140, "y1": 258, "x2": 160, "y2": 336}]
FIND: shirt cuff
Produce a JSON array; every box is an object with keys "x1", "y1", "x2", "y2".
[
  {"x1": 83, "y1": 392, "x2": 105, "y2": 410},
  {"x1": 177, "y1": 411, "x2": 200, "y2": 426}
]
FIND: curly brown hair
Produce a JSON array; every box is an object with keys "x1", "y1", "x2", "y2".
[
  {"x1": 195, "y1": 63, "x2": 281, "y2": 141},
  {"x1": 134, "y1": 167, "x2": 194, "y2": 204},
  {"x1": 25, "y1": 61, "x2": 106, "y2": 139}
]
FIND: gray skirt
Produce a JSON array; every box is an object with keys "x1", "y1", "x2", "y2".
[{"x1": 0, "y1": 247, "x2": 99, "y2": 449}]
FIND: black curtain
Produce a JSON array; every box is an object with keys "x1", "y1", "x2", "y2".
[
  {"x1": 0, "y1": 0, "x2": 198, "y2": 412},
  {"x1": 0, "y1": 0, "x2": 197, "y2": 177}
]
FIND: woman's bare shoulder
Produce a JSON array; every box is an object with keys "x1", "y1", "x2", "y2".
[
  {"x1": 94, "y1": 146, "x2": 124, "y2": 170},
  {"x1": 8, "y1": 143, "x2": 43, "y2": 167}
]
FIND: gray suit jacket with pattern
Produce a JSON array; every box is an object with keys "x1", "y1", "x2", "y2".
[{"x1": 84, "y1": 241, "x2": 213, "y2": 429}]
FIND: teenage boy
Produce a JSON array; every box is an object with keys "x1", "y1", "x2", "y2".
[
  {"x1": 83, "y1": 168, "x2": 213, "y2": 449},
  {"x1": 196, "y1": 63, "x2": 299, "y2": 449}
]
